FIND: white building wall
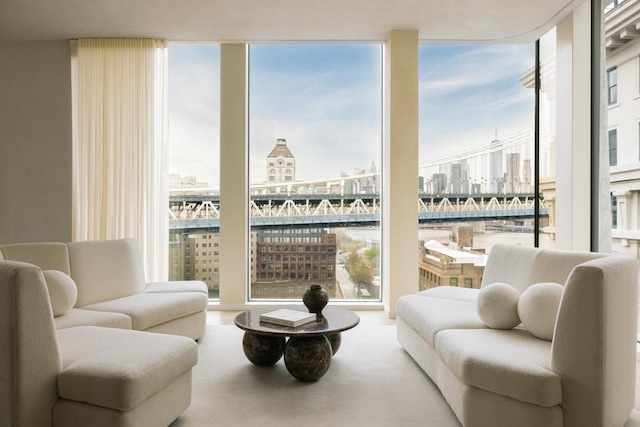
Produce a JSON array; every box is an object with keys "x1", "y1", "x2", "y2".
[{"x1": 607, "y1": 0, "x2": 640, "y2": 257}]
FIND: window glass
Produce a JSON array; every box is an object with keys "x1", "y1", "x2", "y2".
[
  {"x1": 538, "y1": 28, "x2": 557, "y2": 250},
  {"x1": 249, "y1": 44, "x2": 382, "y2": 301},
  {"x1": 609, "y1": 129, "x2": 618, "y2": 166},
  {"x1": 167, "y1": 44, "x2": 221, "y2": 299},
  {"x1": 418, "y1": 43, "x2": 536, "y2": 291},
  {"x1": 608, "y1": 67, "x2": 618, "y2": 105}
]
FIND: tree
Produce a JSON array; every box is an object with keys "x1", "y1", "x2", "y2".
[
  {"x1": 363, "y1": 245, "x2": 380, "y2": 275},
  {"x1": 345, "y1": 249, "x2": 373, "y2": 287}
]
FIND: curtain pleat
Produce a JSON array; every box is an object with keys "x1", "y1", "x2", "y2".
[{"x1": 72, "y1": 38, "x2": 169, "y2": 282}]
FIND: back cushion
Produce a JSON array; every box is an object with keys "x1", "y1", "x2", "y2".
[
  {"x1": 67, "y1": 239, "x2": 146, "y2": 306},
  {"x1": 530, "y1": 249, "x2": 605, "y2": 285},
  {"x1": 0, "y1": 242, "x2": 71, "y2": 274},
  {"x1": 482, "y1": 244, "x2": 607, "y2": 294},
  {"x1": 481, "y1": 244, "x2": 541, "y2": 293}
]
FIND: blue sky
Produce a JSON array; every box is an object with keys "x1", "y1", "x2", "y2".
[
  {"x1": 419, "y1": 44, "x2": 534, "y2": 162},
  {"x1": 168, "y1": 42, "x2": 535, "y2": 188}
]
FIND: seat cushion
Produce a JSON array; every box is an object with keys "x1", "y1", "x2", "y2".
[
  {"x1": 81, "y1": 292, "x2": 207, "y2": 331},
  {"x1": 57, "y1": 326, "x2": 197, "y2": 411},
  {"x1": 396, "y1": 293, "x2": 486, "y2": 346},
  {"x1": 416, "y1": 285, "x2": 479, "y2": 303},
  {"x1": 435, "y1": 328, "x2": 561, "y2": 407},
  {"x1": 54, "y1": 308, "x2": 132, "y2": 330}
]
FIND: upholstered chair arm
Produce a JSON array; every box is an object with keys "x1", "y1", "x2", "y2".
[{"x1": 551, "y1": 256, "x2": 638, "y2": 427}]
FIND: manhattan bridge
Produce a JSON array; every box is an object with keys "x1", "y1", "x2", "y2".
[{"x1": 169, "y1": 173, "x2": 548, "y2": 230}]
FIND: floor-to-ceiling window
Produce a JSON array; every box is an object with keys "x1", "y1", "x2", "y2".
[
  {"x1": 167, "y1": 43, "x2": 222, "y2": 298},
  {"x1": 417, "y1": 43, "x2": 538, "y2": 290},
  {"x1": 538, "y1": 28, "x2": 558, "y2": 251},
  {"x1": 248, "y1": 44, "x2": 382, "y2": 301}
]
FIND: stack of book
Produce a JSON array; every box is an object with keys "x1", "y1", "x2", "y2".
[{"x1": 259, "y1": 308, "x2": 317, "y2": 327}]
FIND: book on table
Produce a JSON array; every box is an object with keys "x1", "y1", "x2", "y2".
[{"x1": 259, "y1": 308, "x2": 317, "y2": 327}]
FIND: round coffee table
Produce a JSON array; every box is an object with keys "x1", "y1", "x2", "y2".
[{"x1": 234, "y1": 306, "x2": 359, "y2": 381}]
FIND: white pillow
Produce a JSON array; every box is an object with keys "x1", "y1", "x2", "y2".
[
  {"x1": 517, "y1": 282, "x2": 564, "y2": 341},
  {"x1": 43, "y1": 270, "x2": 78, "y2": 317},
  {"x1": 476, "y1": 282, "x2": 521, "y2": 329}
]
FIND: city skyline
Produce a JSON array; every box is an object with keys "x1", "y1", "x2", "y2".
[{"x1": 168, "y1": 42, "x2": 536, "y2": 189}]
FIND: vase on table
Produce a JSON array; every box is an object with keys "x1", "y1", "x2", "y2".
[{"x1": 303, "y1": 284, "x2": 329, "y2": 317}]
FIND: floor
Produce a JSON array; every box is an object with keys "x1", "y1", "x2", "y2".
[{"x1": 207, "y1": 309, "x2": 640, "y2": 411}]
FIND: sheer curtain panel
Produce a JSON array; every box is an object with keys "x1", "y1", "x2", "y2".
[{"x1": 71, "y1": 39, "x2": 169, "y2": 282}]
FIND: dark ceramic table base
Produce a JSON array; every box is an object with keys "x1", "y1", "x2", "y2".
[
  {"x1": 242, "y1": 333, "x2": 286, "y2": 367},
  {"x1": 242, "y1": 331, "x2": 341, "y2": 381},
  {"x1": 235, "y1": 306, "x2": 359, "y2": 382}
]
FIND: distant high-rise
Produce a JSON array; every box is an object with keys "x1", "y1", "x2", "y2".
[
  {"x1": 522, "y1": 159, "x2": 531, "y2": 193},
  {"x1": 451, "y1": 163, "x2": 462, "y2": 193},
  {"x1": 506, "y1": 153, "x2": 521, "y2": 193},
  {"x1": 460, "y1": 159, "x2": 469, "y2": 194},
  {"x1": 489, "y1": 134, "x2": 503, "y2": 193},
  {"x1": 266, "y1": 138, "x2": 296, "y2": 183},
  {"x1": 431, "y1": 173, "x2": 447, "y2": 194}
]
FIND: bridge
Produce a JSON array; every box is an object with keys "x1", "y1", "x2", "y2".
[{"x1": 169, "y1": 192, "x2": 548, "y2": 230}]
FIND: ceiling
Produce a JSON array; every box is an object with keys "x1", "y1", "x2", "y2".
[{"x1": 0, "y1": 0, "x2": 585, "y2": 43}]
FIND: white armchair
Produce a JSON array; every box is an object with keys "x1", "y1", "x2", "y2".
[{"x1": 0, "y1": 260, "x2": 198, "y2": 427}]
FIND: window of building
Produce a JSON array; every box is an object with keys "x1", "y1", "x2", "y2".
[
  {"x1": 609, "y1": 129, "x2": 618, "y2": 166},
  {"x1": 608, "y1": 67, "x2": 617, "y2": 105},
  {"x1": 611, "y1": 194, "x2": 617, "y2": 229}
]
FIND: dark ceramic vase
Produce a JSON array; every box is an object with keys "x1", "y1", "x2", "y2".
[{"x1": 302, "y1": 285, "x2": 329, "y2": 315}]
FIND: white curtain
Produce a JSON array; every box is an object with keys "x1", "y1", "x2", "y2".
[{"x1": 71, "y1": 39, "x2": 169, "y2": 282}]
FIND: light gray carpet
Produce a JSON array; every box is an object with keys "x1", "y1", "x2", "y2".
[{"x1": 171, "y1": 323, "x2": 461, "y2": 427}]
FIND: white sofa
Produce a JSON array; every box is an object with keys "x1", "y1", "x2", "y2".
[
  {"x1": 0, "y1": 259, "x2": 198, "y2": 427},
  {"x1": 0, "y1": 238, "x2": 208, "y2": 340},
  {"x1": 397, "y1": 244, "x2": 639, "y2": 427}
]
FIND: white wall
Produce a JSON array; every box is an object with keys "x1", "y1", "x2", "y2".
[{"x1": 0, "y1": 42, "x2": 72, "y2": 243}]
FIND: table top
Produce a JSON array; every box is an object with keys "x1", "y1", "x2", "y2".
[{"x1": 234, "y1": 306, "x2": 360, "y2": 337}]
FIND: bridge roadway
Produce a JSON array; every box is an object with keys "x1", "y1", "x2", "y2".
[{"x1": 169, "y1": 192, "x2": 549, "y2": 230}]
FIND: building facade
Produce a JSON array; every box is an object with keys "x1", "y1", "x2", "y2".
[
  {"x1": 418, "y1": 240, "x2": 486, "y2": 291},
  {"x1": 169, "y1": 231, "x2": 221, "y2": 298},
  {"x1": 267, "y1": 138, "x2": 296, "y2": 183},
  {"x1": 606, "y1": 0, "x2": 640, "y2": 257},
  {"x1": 252, "y1": 227, "x2": 338, "y2": 299}
]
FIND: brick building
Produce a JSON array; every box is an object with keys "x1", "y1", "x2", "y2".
[{"x1": 252, "y1": 227, "x2": 337, "y2": 299}]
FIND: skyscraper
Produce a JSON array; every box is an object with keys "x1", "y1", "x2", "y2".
[
  {"x1": 451, "y1": 163, "x2": 462, "y2": 193},
  {"x1": 489, "y1": 137, "x2": 503, "y2": 193},
  {"x1": 506, "y1": 153, "x2": 521, "y2": 193},
  {"x1": 522, "y1": 158, "x2": 531, "y2": 193}
]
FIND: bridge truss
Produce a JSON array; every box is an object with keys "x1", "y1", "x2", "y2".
[{"x1": 169, "y1": 193, "x2": 549, "y2": 230}]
